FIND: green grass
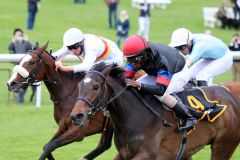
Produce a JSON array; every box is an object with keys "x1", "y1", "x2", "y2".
[{"x1": 1, "y1": 0, "x2": 240, "y2": 160}]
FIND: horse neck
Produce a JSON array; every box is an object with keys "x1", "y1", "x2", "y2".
[
  {"x1": 107, "y1": 77, "x2": 157, "y2": 131},
  {"x1": 41, "y1": 57, "x2": 79, "y2": 104}
]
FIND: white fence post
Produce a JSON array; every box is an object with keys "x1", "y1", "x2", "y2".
[{"x1": 35, "y1": 82, "x2": 42, "y2": 107}]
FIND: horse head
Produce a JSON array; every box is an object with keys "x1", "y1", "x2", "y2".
[
  {"x1": 70, "y1": 62, "x2": 115, "y2": 127},
  {"x1": 7, "y1": 42, "x2": 54, "y2": 92}
]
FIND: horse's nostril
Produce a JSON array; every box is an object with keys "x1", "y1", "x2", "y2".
[
  {"x1": 76, "y1": 113, "x2": 84, "y2": 120},
  {"x1": 71, "y1": 113, "x2": 84, "y2": 122}
]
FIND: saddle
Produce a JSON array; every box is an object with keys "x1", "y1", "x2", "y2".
[{"x1": 175, "y1": 87, "x2": 227, "y2": 122}]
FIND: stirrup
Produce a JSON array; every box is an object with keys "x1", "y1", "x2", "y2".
[{"x1": 178, "y1": 118, "x2": 197, "y2": 132}]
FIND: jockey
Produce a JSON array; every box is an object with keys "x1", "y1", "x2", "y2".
[
  {"x1": 52, "y1": 28, "x2": 123, "y2": 73},
  {"x1": 169, "y1": 28, "x2": 233, "y2": 86},
  {"x1": 123, "y1": 35, "x2": 198, "y2": 132}
]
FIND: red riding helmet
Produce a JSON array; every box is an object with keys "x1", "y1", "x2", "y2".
[{"x1": 123, "y1": 35, "x2": 148, "y2": 58}]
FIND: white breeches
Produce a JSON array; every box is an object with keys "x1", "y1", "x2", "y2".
[
  {"x1": 137, "y1": 63, "x2": 190, "y2": 100},
  {"x1": 137, "y1": 16, "x2": 150, "y2": 40},
  {"x1": 188, "y1": 50, "x2": 233, "y2": 84}
]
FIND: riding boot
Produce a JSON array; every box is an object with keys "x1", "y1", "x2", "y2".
[
  {"x1": 197, "y1": 80, "x2": 208, "y2": 87},
  {"x1": 186, "y1": 79, "x2": 197, "y2": 88},
  {"x1": 173, "y1": 100, "x2": 198, "y2": 132}
]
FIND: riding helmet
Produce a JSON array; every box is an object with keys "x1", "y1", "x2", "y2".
[
  {"x1": 123, "y1": 35, "x2": 148, "y2": 57},
  {"x1": 169, "y1": 28, "x2": 193, "y2": 47},
  {"x1": 63, "y1": 28, "x2": 84, "y2": 47}
]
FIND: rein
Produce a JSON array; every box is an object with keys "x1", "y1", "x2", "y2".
[
  {"x1": 77, "y1": 70, "x2": 127, "y2": 119},
  {"x1": 130, "y1": 88, "x2": 173, "y2": 127},
  {"x1": 77, "y1": 69, "x2": 172, "y2": 127}
]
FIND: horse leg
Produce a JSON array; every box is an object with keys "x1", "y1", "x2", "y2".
[
  {"x1": 39, "y1": 125, "x2": 86, "y2": 160},
  {"x1": 81, "y1": 127, "x2": 113, "y2": 160},
  {"x1": 210, "y1": 139, "x2": 239, "y2": 160},
  {"x1": 39, "y1": 128, "x2": 65, "y2": 160},
  {"x1": 30, "y1": 86, "x2": 37, "y2": 102},
  {"x1": 40, "y1": 125, "x2": 113, "y2": 160}
]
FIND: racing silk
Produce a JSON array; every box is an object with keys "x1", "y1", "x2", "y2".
[
  {"x1": 52, "y1": 34, "x2": 123, "y2": 73},
  {"x1": 125, "y1": 42, "x2": 185, "y2": 88},
  {"x1": 189, "y1": 34, "x2": 228, "y2": 64}
]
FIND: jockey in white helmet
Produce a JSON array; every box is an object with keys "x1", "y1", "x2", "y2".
[
  {"x1": 52, "y1": 28, "x2": 123, "y2": 73},
  {"x1": 169, "y1": 28, "x2": 233, "y2": 86}
]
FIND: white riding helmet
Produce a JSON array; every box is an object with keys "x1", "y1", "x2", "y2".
[
  {"x1": 169, "y1": 28, "x2": 193, "y2": 47},
  {"x1": 63, "y1": 28, "x2": 84, "y2": 47}
]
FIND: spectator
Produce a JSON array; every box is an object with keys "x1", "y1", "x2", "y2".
[
  {"x1": 105, "y1": 0, "x2": 119, "y2": 29},
  {"x1": 231, "y1": 0, "x2": 240, "y2": 21},
  {"x1": 116, "y1": 10, "x2": 130, "y2": 49},
  {"x1": 229, "y1": 33, "x2": 240, "y2": 81},
  {"x1": 170, "y1": 28, "x2": 233, "y2": 86},
  {"x1": 8, "y1": 28, "x2": 35, "y2": 104},
  {"x1": 27, "y1": 0, "x2": 40, "y2": 30},
  {"x1": 52, "y1": 28, "x2": 123, "y2": 73},
  {"x1": 137, "y1": 0, "x2": 151, "y2": 40},
  {"x1": 215, "y1": 0, "x2": 229, "y2": 29}
]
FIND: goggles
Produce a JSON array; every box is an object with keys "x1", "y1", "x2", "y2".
[
  {"x1": 175, "y1": 45, "x2": 187, "y2": 51},
  {"x1": 67, "y1": 42, "x2": 81, "y2": 50},
  {"x1": 127, "y1": 54, "x2": 145, "y2": 64}
]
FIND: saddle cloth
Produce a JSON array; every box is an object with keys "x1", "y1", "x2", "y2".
[{"x1": 175, "y1": 88, "x2": 227, "y2": 122}]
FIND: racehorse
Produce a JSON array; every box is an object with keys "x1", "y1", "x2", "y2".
[
  {"x1": 224, "y1": 81, "x2": 240, "y2": 99},
  {"x1": 70, "y1": 62, "x2": 240, "y2": 160},
  {"x1": 7, "y1": 43, "x2": 114, "y2": 160}
]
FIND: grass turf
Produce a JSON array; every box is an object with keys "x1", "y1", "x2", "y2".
[{"x1": 0, "y1": 0, "x2": 240, "y2": 159}]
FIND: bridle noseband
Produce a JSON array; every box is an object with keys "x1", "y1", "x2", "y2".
[
  {"x1": 21, "y1": 50, "x2": 56, "y2": 86},
  {"x1": 20, "y1": 50, "x2": 43, "y2": 85},
  {"x1": 76, "y1": 70, "x2": 127, "y2": 119}
]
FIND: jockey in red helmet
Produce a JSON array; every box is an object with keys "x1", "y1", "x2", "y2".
[{"x1": 123, "y1": 35, "x2": 197, "y2": 132}]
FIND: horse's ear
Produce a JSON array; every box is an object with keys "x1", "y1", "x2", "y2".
[
  {"x1": 42, "y1": 41, "x2": 49, "y2": 50},
  {"x1": 32, "y1": 42, "x2": 40, "y2": 50},
  {"x1": 37, "y1": 41, "x2": 49, "y2": 53},
  {"x1": 102, "y1": 63, "x2": 115, "y2": 76}
]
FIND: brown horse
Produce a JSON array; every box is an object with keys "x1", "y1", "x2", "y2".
[
  {"x1": 7, "y1": 43, "x2": 114, "y2": 160},
  {"x1": 70, "y1": 62, "x2": 240, "y2": 160},
  {"x1": 224, "y1": 81, "x2": 240, "y2": 100}
]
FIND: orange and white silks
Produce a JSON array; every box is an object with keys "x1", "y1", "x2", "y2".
[{"x1": 96, "y1": 37, "x2": 112, "y2": 61}]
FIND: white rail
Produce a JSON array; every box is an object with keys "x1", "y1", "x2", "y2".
[
  {"x1": 0, "y1": 54, "x2": 79, "y2": 62},
  {"x1": 1, "y1": 54, "x2": 79, "y2": 107}
]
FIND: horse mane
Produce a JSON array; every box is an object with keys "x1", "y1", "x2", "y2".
[
  {"x1": 90, "y1": 61, "x2": 158, "y2": 103},
  {"x1": 90, "y1": 61, "x2": 125, "y2": 82},
  {"x1": 31, "y1": 43, "x2": 83, "y2": 83}
]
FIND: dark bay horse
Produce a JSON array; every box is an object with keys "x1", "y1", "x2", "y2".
[
  {"x1": 7, "y1": 43, "x2": 114, "y2": 160},
  {"x1": 70, "y1": 62, "x2": 240, "y2": 160}
]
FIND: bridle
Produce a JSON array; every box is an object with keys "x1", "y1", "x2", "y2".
[
  {"x1": 76, "y1": 68, "x2": 172, "y2": 127},
  {"x1": 77, "y1": 70, "x2": 127, "y2": 119},
  {"x1": 21, "y1": 50, "x2": 56, "y2": 86}
]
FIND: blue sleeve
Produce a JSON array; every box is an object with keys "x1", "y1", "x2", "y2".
[
  {"x1": 124, "y1": 62, "x2": 139, "y2": 78},
  {"x1": 189, "y1": 42, "x2": 205, "y2": 63}
]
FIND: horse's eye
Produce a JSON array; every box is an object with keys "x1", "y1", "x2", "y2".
[
  {"x1": 93, "y1": 84, "x2": 99, "y2": 90},
  {"x1": 28, "y1": 61, "x2": 35, "y2": 65}
]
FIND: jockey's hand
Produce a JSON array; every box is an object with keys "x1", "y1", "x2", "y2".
[
  {"x1": 125, "y1": 79, "x2": 141, "y2": 89},
  {"x1": 55, "y1": 60, "x2": 63, "y2": 71}
]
